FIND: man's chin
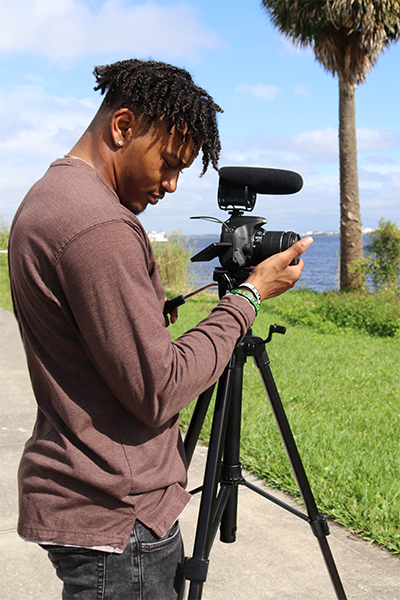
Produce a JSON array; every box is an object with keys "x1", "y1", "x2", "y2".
[{"x1": 127, "y1": 205, "x2": 146, "y2": 216}]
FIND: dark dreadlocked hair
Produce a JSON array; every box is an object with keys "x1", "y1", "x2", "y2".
[{"x1": 93, "y1": 59, "x2": 223, "y2": 175}]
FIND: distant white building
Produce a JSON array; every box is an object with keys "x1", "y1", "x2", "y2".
[{"x1": 147, "y1": 231, "x2": 168, "y2": 243}]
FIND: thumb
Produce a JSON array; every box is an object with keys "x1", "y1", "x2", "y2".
[{"x1": 285, "y1": 236, "x2": 313, "y2": 264}]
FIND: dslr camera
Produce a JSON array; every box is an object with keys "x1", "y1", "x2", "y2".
[{"x1": 190, "y1": 166, "x2": 303, "y2": 293}]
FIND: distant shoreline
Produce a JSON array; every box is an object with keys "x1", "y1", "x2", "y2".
[{"x1": 184, "y1": 229, "x2": 374, "y2": 239}]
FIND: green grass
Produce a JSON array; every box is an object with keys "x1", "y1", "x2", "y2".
[
  {"x1": 0, "y1": 252, "x2": 12, "y2": 312},
  {"x1": 171, "y1": 291, "x2": 400, "y2": 555},
  {"x1": 0, "y1": 220, "x2": 12, "y2": 312}
]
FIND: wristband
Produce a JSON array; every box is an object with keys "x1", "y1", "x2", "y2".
[
  {"x1": 230, "y1": 288, "x2": 260, "y2": 316},
  {"x1": 239, "y1": 282, "x2": 261, "y2": 304}
]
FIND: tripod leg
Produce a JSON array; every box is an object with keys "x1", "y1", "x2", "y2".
[
  {"x1": 220, "y1": 352, "x2": 246, "y2": 543},
  {"x1": 185, "y1": 358, "x2": 236, "y2": 600},
  {"x1": 253, "y1": 345, "x2": 347, "y2": 600},
  {"x1": 184, "y1": 384, "x2": 216, "y2": 467}
]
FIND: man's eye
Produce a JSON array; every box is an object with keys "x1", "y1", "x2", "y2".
[{"x1": 165, "y1": 160, "x2": 184, "y2": 173}]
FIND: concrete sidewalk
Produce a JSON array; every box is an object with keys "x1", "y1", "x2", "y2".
[{"x1": 1, "y1": 307, "x2": 399, "y2": 599}]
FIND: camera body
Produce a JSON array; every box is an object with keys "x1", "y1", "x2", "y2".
[{"x1": 217, "y1": 211, "x2": 300, "y2": 271}]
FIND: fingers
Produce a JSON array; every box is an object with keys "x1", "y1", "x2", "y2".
[
  {"x1": 264, "y1": 236, "x2": 313, "y2": 272},
  {"x1": 244, "y1": 236, "x2": 313, "y2": 302}
]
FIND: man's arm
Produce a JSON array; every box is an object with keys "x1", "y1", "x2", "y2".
[{"x1": 56, "y1": 223, "x2": 312, "y2": 428}]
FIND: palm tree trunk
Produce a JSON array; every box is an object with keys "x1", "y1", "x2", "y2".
[{"x1": 338, "y1": 78, "x2": 365, "y2": 290}]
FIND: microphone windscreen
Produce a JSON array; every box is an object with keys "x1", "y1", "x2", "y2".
[{"x1": 219, "y1": 166, "x2": 303, "y2": 195}]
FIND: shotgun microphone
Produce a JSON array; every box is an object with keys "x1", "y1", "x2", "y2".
[{"x1": 219, "y1": 166, "x2": 303, "y2": 195}]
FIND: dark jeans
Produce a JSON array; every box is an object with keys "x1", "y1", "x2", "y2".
[{"x1": 41, "y1": 520, "x2": 185, "y2": 600}]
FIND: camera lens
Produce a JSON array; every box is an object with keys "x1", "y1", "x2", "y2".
[{"x1": 253, "y1": 230, "x2": 300, "y2": 265}]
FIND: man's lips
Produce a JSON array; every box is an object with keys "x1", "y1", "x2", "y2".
[{"x1": 148, "y1": 192, "x2": 164, "y2": 205}]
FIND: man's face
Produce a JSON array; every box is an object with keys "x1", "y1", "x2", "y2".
[{"x1": 116, "y1": 118, "x2": 198, "y2": 215}]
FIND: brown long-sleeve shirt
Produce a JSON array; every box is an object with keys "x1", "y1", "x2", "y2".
[{"x1": 8, "y1": 158, "x2": 255, "y2": 551}]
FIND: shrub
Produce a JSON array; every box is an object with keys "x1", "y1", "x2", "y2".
[
  {"x1": 0, "y1": 220, "x2": 11, "y2": 311},
  {"x1": 0, "y1": 218, "x2": 9, "y2": 250},
  {"x1": 265, "y1": 288, "x2": 400, "y2": 338},
  {"x1": 352, "y1": 219, "x2": 400, "y2": 292},
  {"x1": 151, "y1": 230, "x2": 197, "y2": 294},
  {"x1": 319, "y1": 289, "x2": 400, "y2": 337}
]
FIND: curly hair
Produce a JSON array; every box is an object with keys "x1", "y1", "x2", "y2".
[{"x1": 93, "y1": 59, "x2": 223, "y2": 175}]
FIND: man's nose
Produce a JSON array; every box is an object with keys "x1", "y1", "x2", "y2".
[{"x1": 162, "y1": 173, "x2": 179, "y2": 194}]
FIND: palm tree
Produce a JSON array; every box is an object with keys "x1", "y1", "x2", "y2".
[{"x1": 261, "y1": 0, "x2": 400, "y2": 289}]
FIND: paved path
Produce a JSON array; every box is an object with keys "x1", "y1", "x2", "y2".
[{"x1": 1, "y1": 307, "x2": 399, "y2": 599}]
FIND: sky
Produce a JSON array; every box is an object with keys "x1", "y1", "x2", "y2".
[{"x1": 1, "y1": 0, "x2": 399, "y2": 236}]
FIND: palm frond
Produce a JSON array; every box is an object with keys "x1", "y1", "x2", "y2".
[{"x1": 261, "y1": 0, "x2": 400, "y2": 84}]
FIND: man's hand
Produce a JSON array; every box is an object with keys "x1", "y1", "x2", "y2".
[
  {"x1": 164, "y1": 297, "x2": 179, "y2": 327},
  {"x1": 244, "y1": 236, "x2": 313, "y2": 301}
]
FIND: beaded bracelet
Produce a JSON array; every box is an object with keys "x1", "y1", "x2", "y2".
[
  {"x1": 230, "y1": 288, "x2": 260, "y2": 316},
  {"x1": 239, "y1": 282, "x2": 261, "y2": 303}
]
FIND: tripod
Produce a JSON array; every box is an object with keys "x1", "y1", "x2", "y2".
[{"x1": 182, "y1": 322, "x2": 347, "y2": 600}]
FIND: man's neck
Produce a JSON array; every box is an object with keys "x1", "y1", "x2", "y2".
[{"x1": 66, "y1": 130, "x2": 115, "y2": 190}]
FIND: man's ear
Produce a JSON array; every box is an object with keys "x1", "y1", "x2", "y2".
[{"x1": 110, "y1": 108, "x2": 136, "y2": 149}]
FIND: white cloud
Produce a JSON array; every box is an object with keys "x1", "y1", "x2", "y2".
[
  {"x1": 220, "y1": 128, "x2": 339, "y2": 166},
  {"x1": 357, "y1": 128, "x2": 400, "y2": 152},
  {"x1": 274, "y1": 127, "x2": 339, "y2": 158},
  {"x1": 0, "y1": 0, "x2": 224, "y2": 60},
  {"x1": 235, "y1": 83, "x2": 280, "y2": 102},
  {"x1": 294, "y1": 84, "x2": 309, "y2": 98},
  {"x1": 0, "y1": 85, "x2": 97, "y2": 152},
  {"x1": 247, "y1": 126, "x2": 399, "y2": 163},
  {"x1": 0, "y1": 83, "x2": 98, "y2": 222}
]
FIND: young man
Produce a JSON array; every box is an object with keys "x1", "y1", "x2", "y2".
[{"x1": 8, "y1": 59, "x2": 312, "y2": 599}]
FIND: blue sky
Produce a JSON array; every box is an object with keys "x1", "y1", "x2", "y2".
[{"x1": 1, "y1": 0, "x2": 399, "y2": 235}]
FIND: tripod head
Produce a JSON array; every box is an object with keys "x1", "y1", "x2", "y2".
[{"x1": 212, "y1": 266, "x2": 251, "y2": 299}]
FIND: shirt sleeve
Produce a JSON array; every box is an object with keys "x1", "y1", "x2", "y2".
[{"x1": 55, "y1": 219, "x2": 255, "y2": 427}]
